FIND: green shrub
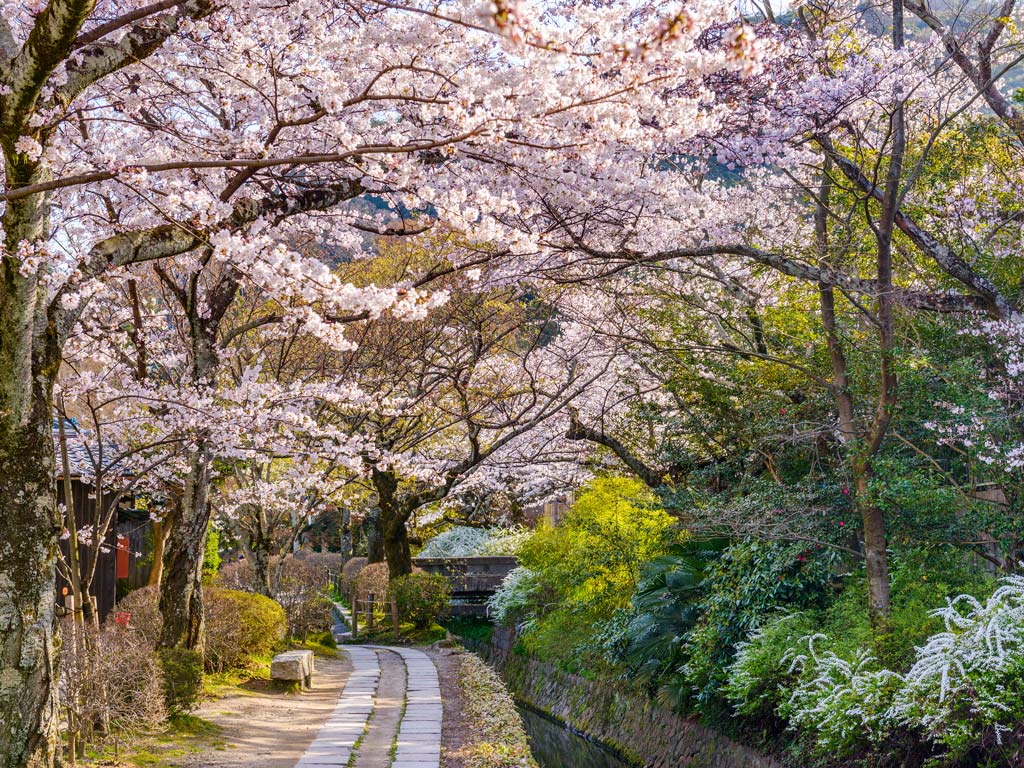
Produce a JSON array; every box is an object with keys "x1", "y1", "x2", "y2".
[
  {"x1": 202, "y1": 525, "x2": 221, "y2": 584},
  {"x1": 204, "y1": 587, "x2": 286, "y2": 671},
  {"x1": 819, "y1": 548, "x2": 993, "y2": 668},
  {"x1": 158, "y1": 647, "x2": 203, "y2": 716},
  {"x1": 515, "y1": 477, "x2": 681, "y2": 670},
  {"x1": 685, "y1": 539, "x2": 838, "y2": 708},
  {"x1": 389, "y1": 572, "x2": 451, "y2": 629}
]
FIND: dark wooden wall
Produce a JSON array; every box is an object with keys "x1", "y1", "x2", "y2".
[{"x1": 55, "y1": 479, "x2": 152, "y2": 623}]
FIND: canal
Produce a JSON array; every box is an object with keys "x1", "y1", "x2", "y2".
[{"x1": 518, "y1": 705, "x2": 635, "y2": 768}]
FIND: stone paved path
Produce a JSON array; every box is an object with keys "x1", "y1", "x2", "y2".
[{"x1": 294, "y1": 645, "x2": 442, "y2": 768}]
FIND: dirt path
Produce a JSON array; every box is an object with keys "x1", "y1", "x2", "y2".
[{"x1": 181, "y1": 654, "x2": 351, "y2": 768}]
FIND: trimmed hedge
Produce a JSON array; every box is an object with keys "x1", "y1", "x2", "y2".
[{"x1": 204, "y1": 586, "x2": 287, "y2": 671}]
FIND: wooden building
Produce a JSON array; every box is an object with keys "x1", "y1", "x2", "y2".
[{"x1": 54, "y1": 419, "x2": 154, "y2": 623}]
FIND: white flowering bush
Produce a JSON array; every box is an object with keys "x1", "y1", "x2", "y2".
[
  {"x1": 729, "y1": 577, "x2": 1024, "y2": 762},
  {"x1": 419, "y1": 525, "x2": 530, "y2": 558},
  {"x1": 889, "y1": 575, "x2": 1024, "y2": 756},
  {"x1": 724, "y1": 612, "x2": 817, "y2": 718},
  {"x1": 488, "y1": 567, "x2": 540, "y2": 627},
  {"x1": 780, "y1": 636, "x2": 903, "y2": 757},
  {"x1": 480, "y1": 526, "x2": 532, "y2": 556},
  {"x1": 419, "y1": 526, "x2": 493, "y2": 557}
]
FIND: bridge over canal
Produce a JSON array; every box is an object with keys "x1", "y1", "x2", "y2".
[{"x1": 413, "y1": 556, "x2": 517, "y2": 617}]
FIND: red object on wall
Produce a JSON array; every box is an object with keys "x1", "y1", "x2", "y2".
[{"x1": 116, "y1": 535, "x2": 129, "y2": 579}]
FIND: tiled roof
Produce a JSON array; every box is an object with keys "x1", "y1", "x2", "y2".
[{"x1": 52, "y1": 419, "x2": 130, "y2": 479}]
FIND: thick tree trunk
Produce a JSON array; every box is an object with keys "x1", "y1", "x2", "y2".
[
  {"x1": 0, "y1": 424, "x2": 62, "y2": 768},
  {"x1": 157, "y1": 445, "x2": 213, "y2": 651},
  {"x1": 382, "y1": 516, "x2": 413, "y2": 578},
  {"x1": 248, "y1": 532, "x2": 273, "y2": 597},
  {"x1": 1, "y1": 145, "x2": 63, "y2": 768}
]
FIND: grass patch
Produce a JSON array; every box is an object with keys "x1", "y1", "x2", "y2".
[
  {"x1": 79, "y1": 715, "x2": 224, "y2": 767},
  {"x1": 444, "y1": 616, "x2": 494, "y2": 646}
]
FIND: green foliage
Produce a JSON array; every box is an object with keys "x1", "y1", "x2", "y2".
[
  {"x1": 202, "y1": 525, "x2": 221, "y2": 584},
  {"x1": 203, "y1": 587, "x2": 286, "y2": 672},
  {"x1": 685, "y1": 539, "x2": 838, "y2": 707},
  {"x1": 158, "y1": 648, "x2": 203, "y2": 717},
  {"x1": 388, "y1": 572, "x2": 451, "y2": 629},
  {"x1": 817, "y1": 549, "x2": 994, "y2": 669},
  {"x1": 598, "y1": 543, "x2": 715, "y2": 697},
  {"x1": 514, "y1": 477, "x2": 682, "y2": 672}
]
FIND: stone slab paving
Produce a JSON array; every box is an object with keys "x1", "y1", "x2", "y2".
[
  {"x1": 390, "y1": 647, "x2": 442, "y2": 768},
  {"x1": 294, "y1": 647, "x2": 380, "y2": 768},
  {"x1": 296, "y1": 645, "x2": 442, "y2": 768}
]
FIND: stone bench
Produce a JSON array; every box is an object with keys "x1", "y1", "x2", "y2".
[{"x1": 271, "y1": 650, "x2": 315, "y2": 688}]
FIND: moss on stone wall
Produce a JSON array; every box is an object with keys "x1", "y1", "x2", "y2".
[{"x1": 472, "y1": 630, "x2": 782, "y2": 768}]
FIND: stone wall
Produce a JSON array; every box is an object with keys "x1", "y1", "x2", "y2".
[{"x1": 473, "y1": 629, "x2": 784, "y2": 768}]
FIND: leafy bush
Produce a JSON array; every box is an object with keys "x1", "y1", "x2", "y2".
[
  {"x1": 684, "y1": 539, "x2": 838, "y2": 706},
  {"x1": 60, "y1": 619, "x2": 167, "y2": 748},
  {"x1": 819, "y1": 549, "x2": 993, "y2": 668},
  {"x1": 599, "y1": 546, "x2": 712, "y2": 702},
  {"x1": 389, "y1": 572, "x2": 451, "y2": 628},
  {"x1": 515, "y1": 477, "x2": 681, "y2": 669},
  {"x1": 488, "y1": 567, "x2": 539, "y2": 627},
  {"x1": 115, "y1": 585, "x2": 287, "y2": 672},
  {"x1": 157, "y1": 647, "x2": 204, "y2": 717},
  {"x1": 780, "y1": 636, "x2": 902, "y2": 758},
  {"x1": 203, "y1": 587, "x2": 286, "y2": 671}
]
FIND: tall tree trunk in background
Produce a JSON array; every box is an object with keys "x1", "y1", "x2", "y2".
[
  {"x1": 247, "y1": 526, "x2": 274, "y2": 597},
  {"x1": 816, "y1": 154, "x2": 894, "y2": 623},
  {"x1": 382, "y1": 513, "x2": 413, "y2": 578},
  {"x1": 364, "y1": 505, "x2": 384, "y2": 564},
  {"x1": 158, "y1": 445, "x2": 213, "y2": 650},
  {"x1": 340, "y1": 507, "x2": 352, "y2": 565},
  {"x1": 147, "y1": 518, "x2": 169, "y2": 587},
  {"x1": 156, "y1": 268, "x2": 234, "y2": 651},
  {"x1": 370, "y1": 468, "x2": 413, "y2": 576}
]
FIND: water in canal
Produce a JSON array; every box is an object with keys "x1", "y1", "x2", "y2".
[{"x1": 517, "y1": 706, "x2": 634, "y2": 768}]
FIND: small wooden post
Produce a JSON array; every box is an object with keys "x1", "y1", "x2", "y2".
[
  {"x1": 350, "y1": 588, "x2": 359, "y2": 639},
  {"x1": 391, "y1": 596, "x2": 400, "y2": 641},
  {"x1": 367, "y1": 592, "x2": 375, "y2": 630}
]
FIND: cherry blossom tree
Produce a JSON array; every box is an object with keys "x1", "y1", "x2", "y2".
[{"x1": 0, "y1": 2, "x2": 769, "y2": 761}]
